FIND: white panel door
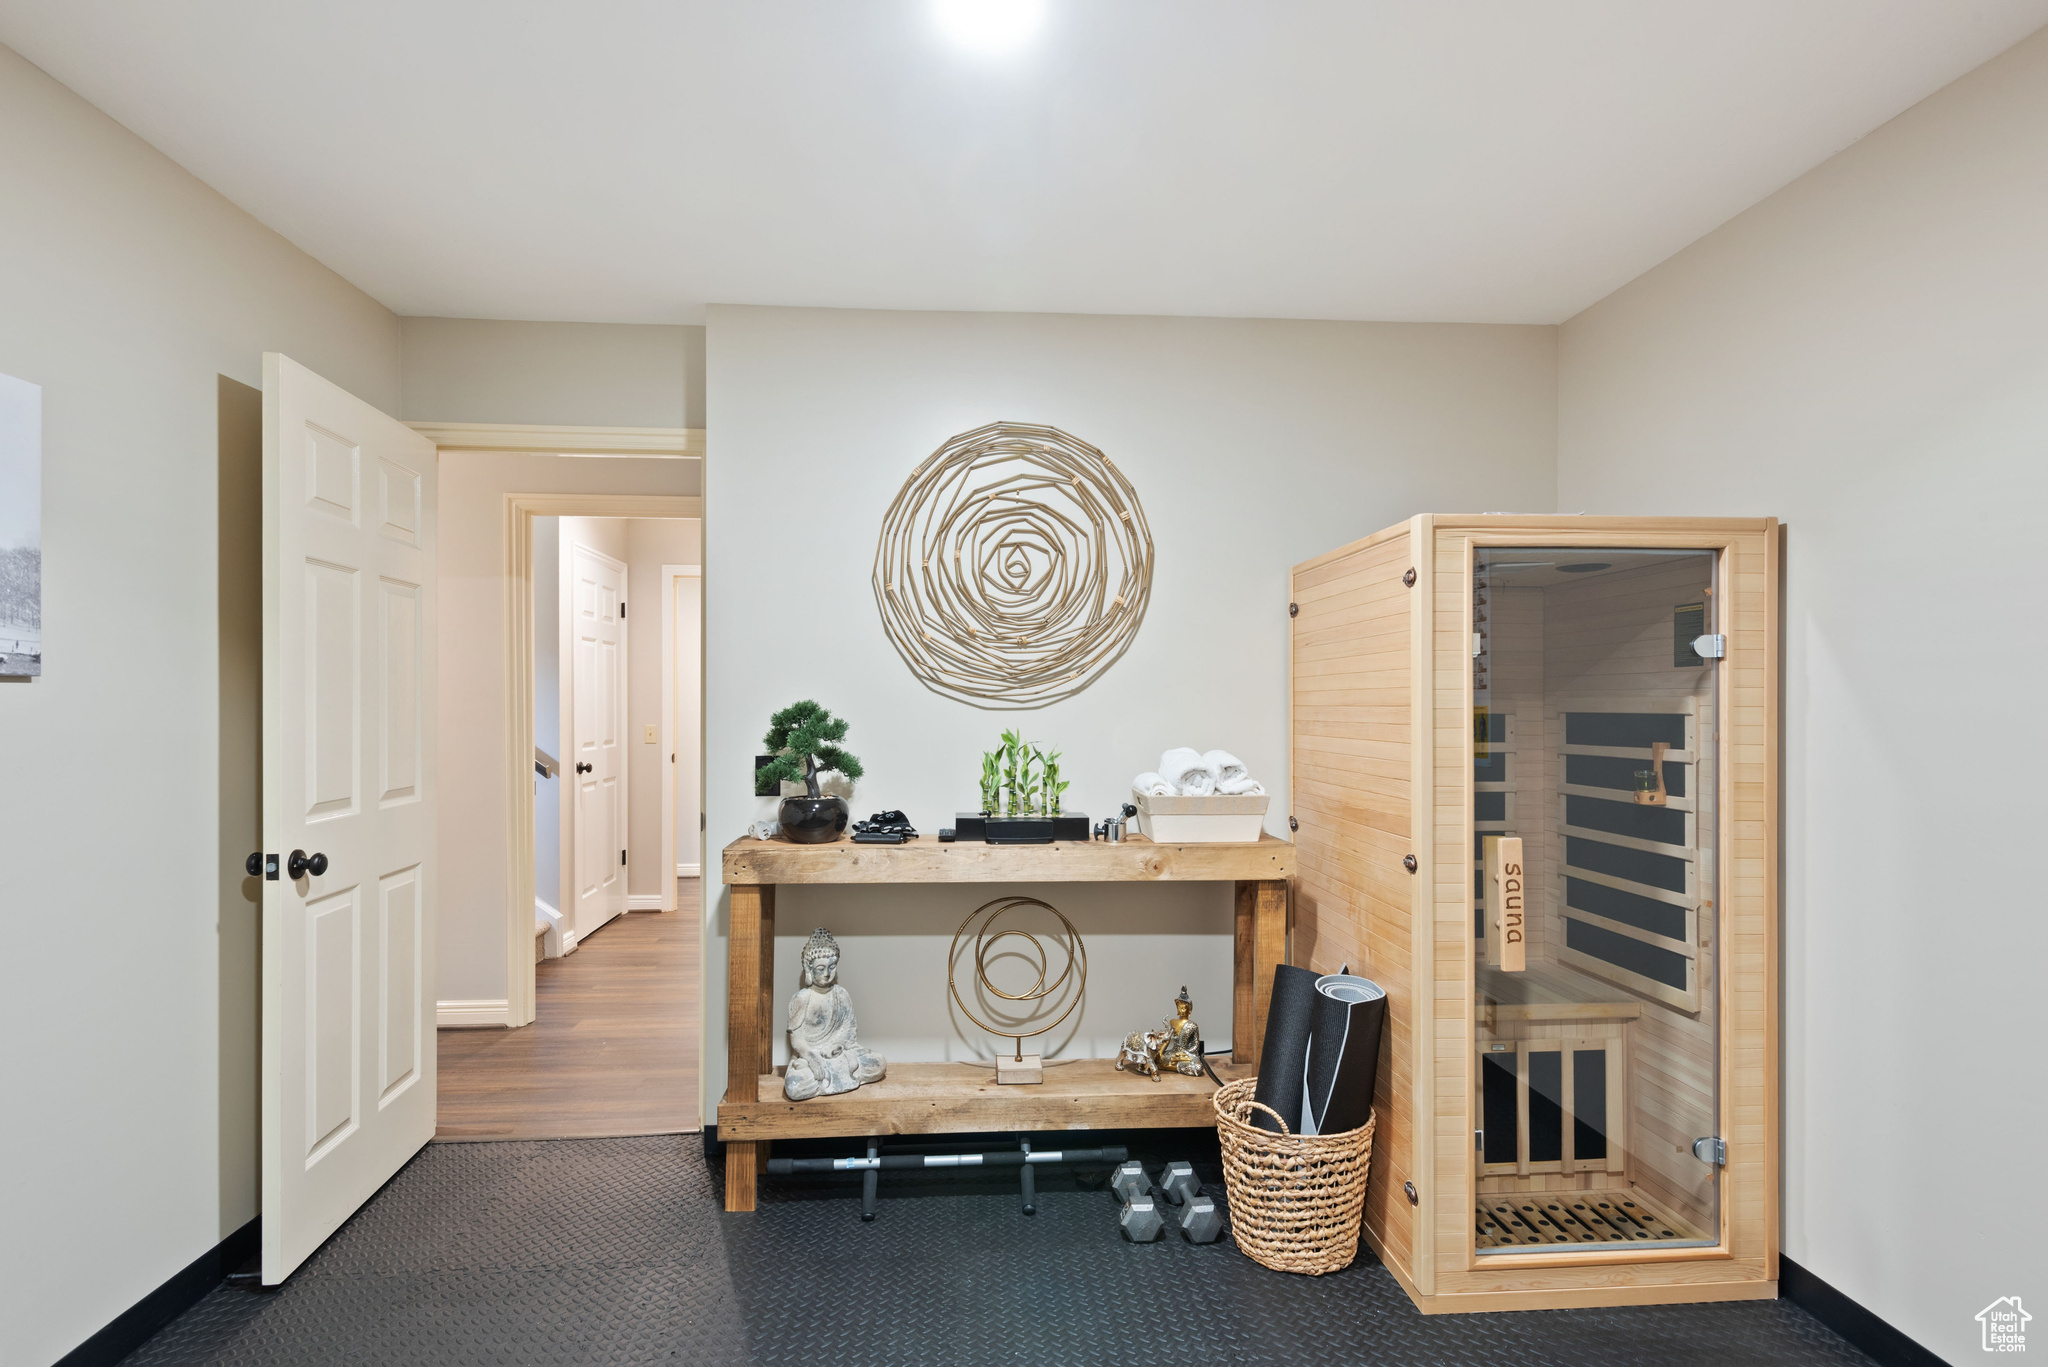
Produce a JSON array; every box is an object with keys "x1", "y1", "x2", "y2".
[
  {"x1": 571, "y1": 543, "x2": 627, "y2": 940},
  {"x1": 261, "y1": 354, "x2": 437, "y2": 1285}
]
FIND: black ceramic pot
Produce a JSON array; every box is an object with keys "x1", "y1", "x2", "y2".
[{"x1": 778, "y1": 795, "x2": 849, "y2": 844}]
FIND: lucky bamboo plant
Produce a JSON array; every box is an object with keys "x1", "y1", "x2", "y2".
[
  {"x1": 979, "y1": 750, "x2": 1002, "y2": 815},
  {"x1": 978, "y1": 730, "x2": 1067, "y2": 816}
]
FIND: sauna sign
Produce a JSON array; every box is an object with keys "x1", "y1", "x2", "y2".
[{"x1": 1490, "y1": 836, "x2": 1526, "y2": 972}]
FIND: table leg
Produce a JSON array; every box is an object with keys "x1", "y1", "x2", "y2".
[
  {"x1": 1233, "y1": 878, "x2": 1288, "y2": 1070},
  {"x1": 723, "y1": 882, "x2": 775, "y2": 1212},
  {"x1": 1233, "y1": 883, "x2": 1255, "y2": 1066},
  {"x1": 758, "y1": 887, "x2": 776, "y2": 1078},
  {"x1": 724, "y1": 1139, "x2": 760, "y2": 1212}
]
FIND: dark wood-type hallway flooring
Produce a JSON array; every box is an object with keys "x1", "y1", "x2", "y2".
[{"x1": 436, "y1": 880, "x2": 700, "y2": 1140}]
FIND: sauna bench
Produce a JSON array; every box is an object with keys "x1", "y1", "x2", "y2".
[{"x1": 716, "y1": 832, "x2": 1294, "y2": 1211}]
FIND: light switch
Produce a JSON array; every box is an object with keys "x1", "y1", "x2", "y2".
[{"x1": 643, "y1": 724, "x2": 657, "y2": 744}]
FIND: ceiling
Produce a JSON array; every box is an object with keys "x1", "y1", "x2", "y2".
[{"x1": 4, "y1": 1, "x2": 2044, "y2": 326}]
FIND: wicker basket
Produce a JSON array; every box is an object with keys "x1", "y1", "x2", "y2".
[{"x1": 1213, "y1": 1076, "x2": 1375, "y2": 1275}]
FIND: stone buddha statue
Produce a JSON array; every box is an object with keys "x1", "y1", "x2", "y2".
[{"x1": 783, "y1": 927, "x2": 887, "y2": 1102}]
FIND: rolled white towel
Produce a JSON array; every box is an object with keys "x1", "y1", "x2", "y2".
[
  {"x1": 1159, "y1": 747, "x2": 1218, "y2": 795},
  {"x1": 1132, "y1": 772, "x2": 1177, "y2": 797},
  {"x1": 1218, "y1": 776, "x2": 1266, "y2": 796},
  {"x1": 1204, "y1": 750, "x2": 1249, "y2": 786}
]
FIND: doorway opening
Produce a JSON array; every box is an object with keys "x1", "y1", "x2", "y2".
[{"x1": 436, "y1": 479, "x2": 704, "y2": 1143}]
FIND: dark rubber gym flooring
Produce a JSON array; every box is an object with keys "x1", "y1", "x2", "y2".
[{"x1": 124, "y1": 1134, "x2": 1875, "y2": 1366}]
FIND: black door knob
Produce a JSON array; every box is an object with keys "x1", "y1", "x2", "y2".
[
  {"x1": 576, "y1": 761, "x2": 593, "y2": 774},
  {"x1": 288, "y1": 849, "x2": 329, "y2": 879},
  {"x1": 246, "y1": 852, "x2": 262, "y2": 877}
]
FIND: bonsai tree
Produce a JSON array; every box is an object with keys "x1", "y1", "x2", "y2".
[{"x1": 757, "y1": 700, "x2": 864, "y2": 799}]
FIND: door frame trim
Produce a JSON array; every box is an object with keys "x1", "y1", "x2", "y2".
[
  {"x1": 505, "y1": 492, "x2": 703, "y2": 1027},
  {"x1": 660, "y1": 564, "x2": 703, "y2": 916},
  {"x1": 408, "y1": 421, "x2": 705, "y2": 457}
]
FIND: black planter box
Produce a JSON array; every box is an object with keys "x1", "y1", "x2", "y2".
[{"x1": 954, "y1": 811, "x2": 1091, "y2": 843}]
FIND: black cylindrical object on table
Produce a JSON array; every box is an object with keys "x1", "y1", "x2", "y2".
[{"x1": 1250, "y1": 964, "x2": 1320, "y2": 1133}]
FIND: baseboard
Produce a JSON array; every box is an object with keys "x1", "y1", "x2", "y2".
[
  {"x1": 54, "y1": 1217, "x2": 259, "y2": 1366},
  {"x1": 677, "y1": 863, "x2": 701, "y2": 877},
  {"x1": 627, "y1": 894, "x2": 665, "y2": 912},
  {"x1": 1780, "y1": 1256, "x2": 1945, "y2": 1367},
  {"x1": 436, "y1": 998, "x2": 510, "y2": 1027}
]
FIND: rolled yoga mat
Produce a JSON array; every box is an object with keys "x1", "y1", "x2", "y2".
[
  {"x1": 1299, "y1": 972, "x2": 1386, "y2": 1137},
  {"x1": 1250, "y1": 964, "x2": 1321, "y2": 1134}
]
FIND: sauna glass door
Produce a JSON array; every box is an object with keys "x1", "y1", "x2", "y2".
[{"x1": 1470, "y1": 547, "x2": 1721, "y2": 1255}]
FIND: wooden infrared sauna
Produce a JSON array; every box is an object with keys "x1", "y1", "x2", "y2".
[{"x1": 1289, "y1": 515, "x2": 1779, "y2": 1313}]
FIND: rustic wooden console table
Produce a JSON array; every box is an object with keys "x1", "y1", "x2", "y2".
[{"x1": 717, "y1": 832, "x2": 1296, "y2": 1211}]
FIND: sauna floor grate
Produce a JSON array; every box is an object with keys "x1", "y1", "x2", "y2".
[{"x1": 1475, "y1": 1189, "x2": 1706, "y2": 1250}]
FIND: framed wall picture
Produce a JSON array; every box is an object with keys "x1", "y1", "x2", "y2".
[{"x1": 0, "y1": 372, "x2": 41, "y2": 677}]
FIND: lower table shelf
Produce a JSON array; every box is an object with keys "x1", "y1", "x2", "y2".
[{"x1": 717, "y1": 1057, "x2": 1253, "y2": 1142}]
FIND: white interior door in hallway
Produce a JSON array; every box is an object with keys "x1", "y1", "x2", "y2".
[
  {"x1": 571, "y1": 542, "x2": 628, "y2": 942},
  {"x1": 260, "y1": 354, "x2": 437, "y2": 1284}
]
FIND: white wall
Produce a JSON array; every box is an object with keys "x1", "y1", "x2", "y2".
[
  {"x1": 704, "y1": 305, "x2": 1557, "y2": 1105},
  {"x1": 401, "y1": 316, "x2": 705, "y2": 428},
  {"x1": 437, "y1": 456, "x2": 699, "y2": 1008},
  {"x1": 623, "y1": 517, "x2": 701, "y2": 897},
  {"x1": 0, "y1": 41, "x2": 401, "y2": 1367},
  {"x1": 1558, "y1": 25, "x2": 2048, "y2": 1358}
]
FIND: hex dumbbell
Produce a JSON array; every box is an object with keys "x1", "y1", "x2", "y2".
[
  {"x1": 1111, "y1": 1161, "x2": 1164, "y2": 1241},
  {"x1": 1159, "y1": 1161, "x2": 1201, "y2": 1205},
  {"x1": 1154, "y1": 1161, "x2": 1225, "y2": 1242},
  {"x1": 1177, "y1": 1193, "x2": 1226, "y2": 1243}
]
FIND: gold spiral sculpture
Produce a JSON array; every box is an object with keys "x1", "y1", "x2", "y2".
[
  {"x1": 873, "y1": 421, "x2": 1153, "y2": 709},
  {"x1": 948, "y1": 896, "x2": 1087, "y2": 1062}
]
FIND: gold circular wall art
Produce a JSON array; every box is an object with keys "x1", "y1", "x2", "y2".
[{"x1": 873, "y1": 421, "x2": 1153, "y2": 709}]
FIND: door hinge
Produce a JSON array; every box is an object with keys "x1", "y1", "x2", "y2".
[
  {"x1": 1475, "y1": 1129, "x2": 1483, "y2": 1152},
  {"x1": 1691, "y1": 633, "x2": 1726, "y2": 659},
  {"x1": 621, "y1": 848, "x2": 627, "y2": 866},
  {"x1": 1692, "y1": 1136, "x2": 1727, "y2": 1166},
  {"x1": 700, "y1": 812, "x2": 706, "y2": 830},
  {"x1": 619, "y1": 600, "x2": 625, "y2": 618},
  {"x1": 1472, "y1": 632, "x2": 1485, "y2": 658}
]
